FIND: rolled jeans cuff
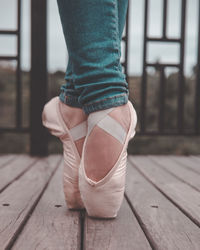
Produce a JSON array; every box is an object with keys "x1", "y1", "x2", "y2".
[
  {"x1": 82, "y1": 93, "x2": 129, "y2": 115},
  {"x1": 59, "y1": 91, "x2": 82, "y2": 108}
]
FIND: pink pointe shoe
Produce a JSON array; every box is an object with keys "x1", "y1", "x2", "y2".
[
  {"x1": 42, "y1": 96, "x2": 86, "y2": 210},
  {"x1": 78, "y1": 100, "x2": 137, "y2": 218}
]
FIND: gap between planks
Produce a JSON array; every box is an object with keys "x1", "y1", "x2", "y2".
[
  {"x1": 125, "y1": 156, "x2": 200, "y2": 250},
  {"x1": 0, "y1": 155, "x2": 39, "y2": 193},
  {"x1": 128, "y1": 156, "x2": 200, "y2": 228},
  {"x1": 12, "y1": 155, "x2": 81, "y2": 250},
  {"x1": 0, "y1": 155, "x2": 62, "y2": 249},
  {"x1": 148, "y1": 155, "x2": 200, "y2": 193},
  {"x1": 0, "y1": 154, "x2": 18, "y2": 170}
]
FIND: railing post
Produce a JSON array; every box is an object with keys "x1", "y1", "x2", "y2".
[
  {"x1": 30, "y1": 0, "x2": 48, "y2": 155},
  {"x1": 195, "y1": 0, "x2": 200, "y2": 134}
]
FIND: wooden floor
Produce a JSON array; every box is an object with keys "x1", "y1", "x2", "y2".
[{"x1": 0, "y1": 154, "x2": 200, "y2": 250}]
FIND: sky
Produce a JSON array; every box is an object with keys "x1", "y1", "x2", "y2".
[{"x1": 0, "y1": 0, "x2": 199, "y2": 76}]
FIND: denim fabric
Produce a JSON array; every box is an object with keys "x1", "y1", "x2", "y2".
[{"x1": 57, "y1": 0, "x2": 129, "y2": 114}]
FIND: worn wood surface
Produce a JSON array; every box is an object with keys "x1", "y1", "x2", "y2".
[
  {"x1": 0, "y1": 155, "x2": 61, "y2": 249},
  {"x1": 0, "y1": 154, "x2": 17, "y2": 169},
  {"x1": 126, "y1": 156, "x2": 200, "y2": 250},
  {"x1": 129, "y1": 156, "x2": 200, "y2": 227},
  {"x1": 190, "y1": 155, "x2": 200, "y2": 163},
  {"x1": 0, "y1": 155, "x2": 38, "y2": 192},
  {"x1": 84, "y1": 197, "x2": 151, "y2": 250},
  {"x1": 148, "y1": 155, "x2": 200, "y2": 192},
  {"x1": 13, "y1": 158, "x2": 80, "y2": 250},
  {"x1": 0, "y1": 154, "x2": 200, "y2": 250},
  {"x1": 169, "y1": 155, "x2": 200, "y2": 174}
]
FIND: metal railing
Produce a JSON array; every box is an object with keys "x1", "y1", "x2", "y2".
[
  {"x1": 0, "y1": 0, "x2": 25, "y2": 133},
  {"x1": 0, "y1": 0, "x2": 48, "y2": 155},
  {"x1": 0, "y1": 0, "x2": 199, "y2": 156},
  {"x1": 139, "y1": 0, "x2": 200, "y2": 135},
  {"x1": 30, "y1": 0, "x2": 48, "y2": 155}
]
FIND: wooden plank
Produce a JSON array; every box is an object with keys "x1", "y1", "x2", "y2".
[
  {"x1": 129, "y1": 156, "x2": 200, "y2": 227},
  {"x1": 148, "y1": 155, "x2": 200, "y2": 192},
  {"x1": 84, "y1": 198, "x2": 151, "y2": 250},
  {"x1": 12, "y1": 157, "x2": 80, "y2": 250},
  {"x1": 0, "y1": 155, "x2": 61, "y2": 249},
  {"x1": 168, "y1": 155, "x2": 200, "y2": 174},
  {"x1": 0, "y1": 154, "x2": 17, "y2": 169},
  {"x1": 126, "y1": 157, "x2": 200, "y2": 250},
  {"x1": 190, "y1": 155, "x2": 200, "y2": 161},
  {"x1": 189, "y1": 156, "x2": 200, "y2": 166},
  {"x1": 0, "y1": 155, "x2": 38, "y2": 192}
]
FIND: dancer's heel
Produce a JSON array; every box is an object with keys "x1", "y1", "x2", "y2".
[{"x1": 42, "y1": 97, "x2": 87, "y2": 210}]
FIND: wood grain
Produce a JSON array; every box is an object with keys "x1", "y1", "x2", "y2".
[
  {"x1": 129, "y1": 156, "x2": 200, "y2": 227},
  {"x1": 168, "y1": 155, "x2": 200, "y2": 174},
  {"x1": 13, "y1": 157, "x2": 80, "y2": 250},
  {"x1": 84, "y1": 197, "x2": 151, "y2": 250},
  {"x1": 0, "y1": 155, "x2": 38, "y2": 192},
  {"x1": 1, "y1": 154, "x2": 200, "y2": 249},
  {"x1": 0, "y1": 154, "x2": 17, "y2": 169},
  {"x1": 148, "y1": 155, "x2": 200, "y2": 192},
  {"x1": 126, "y1": 156, "x2": 200, "y2": 250},
  {"x1": 0, "y1": 155, "x2": 61, "y2": 249}
]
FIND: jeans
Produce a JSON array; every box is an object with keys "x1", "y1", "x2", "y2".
[{"x1": 57, "y1": 0, "x2": 129, "y2": 114}]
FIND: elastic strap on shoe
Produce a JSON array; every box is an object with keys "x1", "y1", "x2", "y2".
[
  {"x1": 87, "y1": 108, "x2": 127, "y2": 144},
  {"x1": 87, "y1": 107, "x2": 114, "y2": 135},
  {"x1": 69, "y1": 121, "x2": 87, "y2": 141},
  {"x1": 98, "y1": 115, "x2": 127, "y2": 144}
]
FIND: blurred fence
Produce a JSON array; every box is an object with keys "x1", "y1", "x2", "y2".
[{"x1": 0, "y1": 0, "x2": 200, "y2": 155}]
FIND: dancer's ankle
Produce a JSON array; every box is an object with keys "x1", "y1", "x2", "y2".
[
  {"x1": 59, "y1": 100, "x2": 87, "y2": 157},
  {"x1": 59, "y1": 100, "x2": 87, "y2": 129}
]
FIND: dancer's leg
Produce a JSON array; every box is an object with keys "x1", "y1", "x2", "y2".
[
  {"x1": 84, "y1": 0, "x2": 130, "y2": 181},
  {"x1": 117, "y1": 0, "x2": 129, "y2": 73},
  {"x1": 57, "y1": 0, "x2": 129, "y2": 159},
  {"x1": 57, "y1": 0, "x2": 131, "y2": 182},
  {"x1": 60, "y1": 0, "x2": 129, "y2": 106},
  {"x1": 59, "y1": 60, "x2": 82, "y2": 108},
  {"x1": 56, "y1": 0, "x2": 89, "y2": 156},
  {"x1": 56, "y1": 0, "x2": 129, "y2": 114}
]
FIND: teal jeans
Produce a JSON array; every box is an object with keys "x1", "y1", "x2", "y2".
[{"x1": 57, "y1": 0, "x2": 129, "y2": 114}]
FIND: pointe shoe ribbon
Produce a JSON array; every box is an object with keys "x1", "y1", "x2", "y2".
[
  {"x1": 78, "y1": 101, "x2": 137, "y2": 218},
  {"x1": 42, "y1": 96, "x2": 86, "y2": 209}
]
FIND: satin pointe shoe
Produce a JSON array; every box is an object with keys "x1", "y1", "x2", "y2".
[
  {"x1": 78, "y1": 100, "x2": 137, "y2": 218},
  {"x1": 42, "y1": 96, "x2": 87, "y2": 210}
]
